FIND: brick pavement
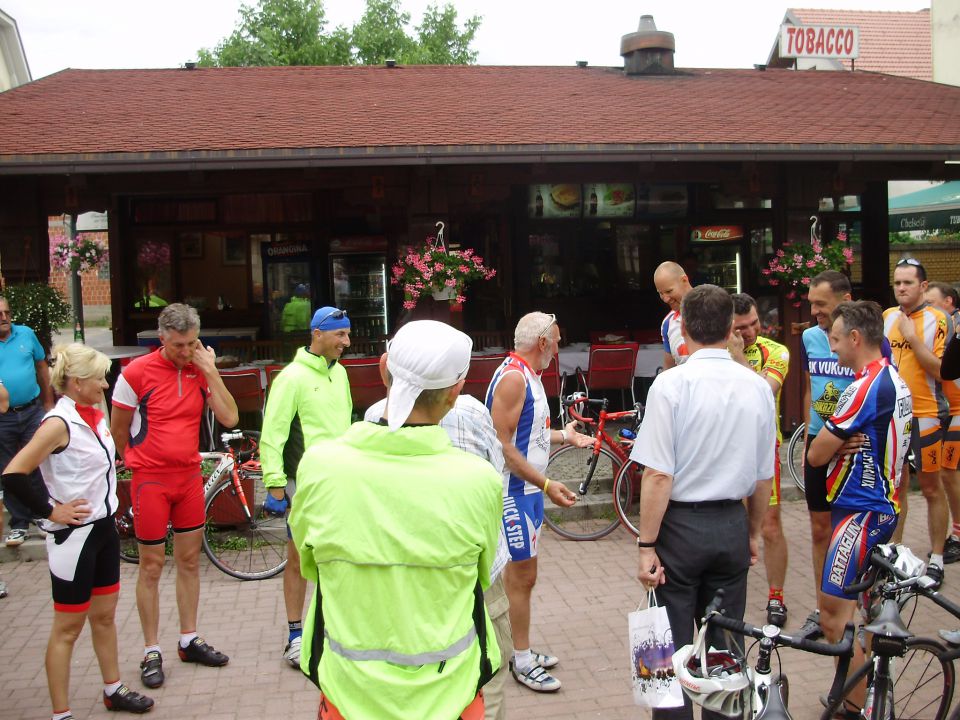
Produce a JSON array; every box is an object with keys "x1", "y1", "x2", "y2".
[{"x1": 0, "y1": 496, "x2": 956, "y2": 720}]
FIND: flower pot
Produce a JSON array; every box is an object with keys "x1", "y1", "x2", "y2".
[{"x1": 432, "y1": 287, "x2": 457, "y2": 301}]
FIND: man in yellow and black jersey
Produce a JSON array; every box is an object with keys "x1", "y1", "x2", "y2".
[{"x1": 730, "y1": 293, "x2": 791, "y2": 627}]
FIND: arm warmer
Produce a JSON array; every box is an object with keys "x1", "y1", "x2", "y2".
[{"x1": 1, "y1": 472, "x2": 53, "y2": 518}]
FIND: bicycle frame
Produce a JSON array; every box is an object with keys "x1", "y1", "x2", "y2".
[{"x1": 566, "y1": 396, "x2": 638, "y2": 461}]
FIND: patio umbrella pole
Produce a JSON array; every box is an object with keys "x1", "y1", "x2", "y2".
[{"x1": 69, "y1": 214, "x2": 85, "y2": 343}]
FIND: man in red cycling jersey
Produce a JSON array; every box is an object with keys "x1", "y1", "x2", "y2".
[{"x1": 111, "y1": 304, "x2": 238, "y2": 690}]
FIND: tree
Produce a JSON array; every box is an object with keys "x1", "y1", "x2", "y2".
[{"x1": 198, "y1": 0, "x2": 482, "y2": 67}]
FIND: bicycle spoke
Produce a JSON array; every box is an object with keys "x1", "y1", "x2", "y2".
[{"x1": 542, "y1": 445, "x2": 622, "y2": 541}]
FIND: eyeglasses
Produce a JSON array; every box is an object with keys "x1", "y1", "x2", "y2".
[
  {"x1": 537, "y1": 313, "x2": 558, "y2": 339},
  {"x1": 313, "y1": 309, "x2": 347, "y2": 328},
  {"x1": 896, "y1": 258, "x2": 922, "y2": 267}
]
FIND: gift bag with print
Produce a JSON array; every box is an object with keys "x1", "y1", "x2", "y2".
[{"x1": 628, "y1": 590, "x2": 683, "y2": 708}]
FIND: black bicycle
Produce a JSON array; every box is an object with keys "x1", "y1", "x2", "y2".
[
  {"x1": 820, "y1": 545, "x2": 956, "y2": 720},
  {"x1": 691, "y1": 589, "x2": 856, "y2": 720}
]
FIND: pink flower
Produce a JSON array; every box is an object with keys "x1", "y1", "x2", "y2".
[
  {"x1": 837, "y1": 231, "x2": 847, "y2": 243},
  {"x1": 761, "y1": 268, "x2": 771, "y2": 276},
  {"x1": 793, "y1": 254, "x2": 803, "y2": 265},
  {"x1": 456, "y1": 295, "x2": 466, "y2": 303},
  {"x1": 786, "y1": 290, "x2": 796, "y2": 299},
  {"x1": 801, "y1": 277, "x2": 811, "y2": 285},
  {"x1": 842, "y1": 247, "x2": 854, "y2": 263},
  {"x1": 792, "y1": 301, "x2": 802, "y2": 308},
  {"x1": 402, "y1": 300, "x2": 416, "y2": 310},
  {"x1": 776, "y1": 249, "x2": 785, "y2": 258},
  {"x1": 806, "y1": 260, "x2": 817, "y2": 268},
  {"x1": 768, "y1": 279, "x2": 779, "y2": 287}
]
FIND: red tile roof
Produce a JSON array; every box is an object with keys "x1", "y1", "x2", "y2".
[
  {"x1": 777, "y1": 8, "x2": 931, "y2": 80},
  {"x1": 0, "y1": 65, "x2": 958, "y2": 170}
]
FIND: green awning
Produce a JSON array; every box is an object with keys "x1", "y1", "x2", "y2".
[{"x1": 889, "y1": 182, "x2": 960, "y2": 232}]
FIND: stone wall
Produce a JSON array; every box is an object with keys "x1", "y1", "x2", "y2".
[{"x1": 889, "y1": 240, "x2": 960, "y2": 284}]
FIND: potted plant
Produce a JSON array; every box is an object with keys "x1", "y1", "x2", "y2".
[
  {"x1": 762, "y1": 226, "x2": 853, "y2": 307},
  {"x1": 1, "y1": 282, "x2": 73, "y2": 354},
  {"x1": 49, "y1": 230, "x2": 108, "y2": 274},
  {"x1": 390, "y1": 234, "x2": 496, "y2": 311}
]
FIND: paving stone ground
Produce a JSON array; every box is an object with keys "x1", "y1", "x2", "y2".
[{"x1": 0, "y1": 495, "x2": 956, "y2": 720}]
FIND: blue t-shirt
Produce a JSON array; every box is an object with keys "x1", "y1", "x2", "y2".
[
  {"x1": 823, "y1": 358, "x2": 911, "y2": 515},
  {"x1": 0, "y1": 324, "x2": 44, "y2": 406},
  {"x1": 802, "y1": 325, "x2": 892, "y2": 435}
]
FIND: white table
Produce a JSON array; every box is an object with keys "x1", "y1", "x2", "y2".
[
  {"x1": 558, "y1": 344, "x2": 664, "y2": 378},
  {"x1": 101, "y1": 345, "x2": 150, "y2": 361}
]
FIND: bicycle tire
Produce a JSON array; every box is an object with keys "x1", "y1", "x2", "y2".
[
  {"x1": 613, "y1": 460, "x2": 643, "y2": 538},
  {"x1": 202, "y1": 473, "x2": 287, "y2": 580},
  {"x1": 542, "y1": 444, "x2": 622, "y2": 541},
  {"x1": 114, "y1": 478, "x2": 140, "y2": 564},
  {"x1": 787, "y1": 424, "x2": 806, "y2": 493},
  {"x1": 820, "y1": 638, "x2": 954, "y2": 720}
]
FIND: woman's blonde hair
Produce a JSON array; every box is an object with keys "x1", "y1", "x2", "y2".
[{"x1": 49, "y1": 343, "x2": 111, "y2": 394}]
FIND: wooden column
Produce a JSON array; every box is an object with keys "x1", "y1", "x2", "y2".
[{"x1": 860, "y1": 181, "x2": 890, "y2": 305}]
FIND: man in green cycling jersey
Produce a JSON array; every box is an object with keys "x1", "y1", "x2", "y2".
[
  {"x1": 260, "y1": 306, "x2": 352, "y2": 667},
  {"x1": 729, "y1": 293, "x2": 790, "y2": 628}
]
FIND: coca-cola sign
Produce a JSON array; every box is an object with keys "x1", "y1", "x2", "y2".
[{"x1": 690, "y1": 226, "x2": 744, "y2": 242}]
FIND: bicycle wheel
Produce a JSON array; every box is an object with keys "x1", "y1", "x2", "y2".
[
  {"x1": 614, "y1": 460, "x2": 643, "y2": 538},
  {"x1": 787, "y1": 424, "x2": 806, "y2": 493},
  {"x1": 115, "y1": 479, "x2": 139, "y2": 564},
  {"x1": 542, "y1": 444, "x2": 622, "y2": 541},
  {"x1": 202, "y1": 472, "x2": 287, "y2": 580},
  {"x1": 821, "y1": 638, "x2": 954, "y2": 720}
]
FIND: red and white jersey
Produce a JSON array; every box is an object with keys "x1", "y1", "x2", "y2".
[
  {"x1": 112, "y1": 350, "x2": 210, "y2": 473},
  {"x1": 661, "y1": 310, "x2": 689, "y2": 366}
]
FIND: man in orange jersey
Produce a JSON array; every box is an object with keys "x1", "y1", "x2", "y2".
[{"x1": 884, "y1": 258, "x2": 949, "y2": 587}]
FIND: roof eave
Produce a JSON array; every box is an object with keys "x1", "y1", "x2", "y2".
[{"x1": 1, "y1": 143, "x2": 960, "y2": 175}]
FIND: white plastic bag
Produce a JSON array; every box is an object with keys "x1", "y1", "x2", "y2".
[{"x1": 629, "y1": 590, "x2": 683, "y2": 708}]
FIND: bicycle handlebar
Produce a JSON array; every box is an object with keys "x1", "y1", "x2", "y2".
[
  {"x1": 846, "y1": 548, "x2": 960, "y2": 619},
  {"x1": 704, "y1": 590, "x2": 855, "y2": 658}
]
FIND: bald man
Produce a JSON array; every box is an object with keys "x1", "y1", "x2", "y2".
[{"x1": 654, "y1": 262, "x2": 694, "y2": 370}]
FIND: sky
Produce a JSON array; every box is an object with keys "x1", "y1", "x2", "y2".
[{"x1": 2, "y1": 0, "x2": 931, "y2": 79}]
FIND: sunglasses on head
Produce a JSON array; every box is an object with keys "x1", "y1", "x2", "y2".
[
  {"x1": 537, "y1": 313, "x2": 558, "y2": 339},
  {"x1": 896, "y1": 258, "x2": 922, "y2": 267},
  {"x1": 313, "y1": 309, "x2": 347, "y2": 328}
]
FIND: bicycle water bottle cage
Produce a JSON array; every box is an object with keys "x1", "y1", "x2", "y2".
[
  {"x1": 618, "y1": 428, "x2": 637, "y2": 440},
  {"x1": 865, "y1": 598, "x2": 912, "y2": 655}
]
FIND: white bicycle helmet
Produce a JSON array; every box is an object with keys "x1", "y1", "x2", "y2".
[{"x1": 673, "y1": 635, "x2": 750, "y2": 718}]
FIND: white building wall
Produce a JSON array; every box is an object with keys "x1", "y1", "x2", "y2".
[{"x1": 933, "y1": 0, "x2": 960, "y2": 86}]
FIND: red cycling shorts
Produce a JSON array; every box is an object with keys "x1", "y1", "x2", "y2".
[{"x1": 131, "y1": 469, "x2": 205, "y2": 543}]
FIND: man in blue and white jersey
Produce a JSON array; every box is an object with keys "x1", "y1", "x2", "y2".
[
  {"x1": 797, "y1": 271, "x2": 891, "y2": 639},
  {"x1": 808, "y1": 301, "x2": 911, "y2": 664},
  {"x1": 654, "y1": 262, "x2": 693, "y2": 369},
  {"x1": 486, "y1": 312, "x2": 591, "y2": 694}
]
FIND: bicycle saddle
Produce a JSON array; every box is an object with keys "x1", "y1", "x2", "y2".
[
  {"x1": 754, "y1": 676, "x2": 792, "y2": 720},
  {"x1": 864, "y1": 597, "x2": 912, "y2": 639}
]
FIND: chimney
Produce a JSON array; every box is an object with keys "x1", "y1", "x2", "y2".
[{"x1": 621, "y1": 15, "x2": 675, "y2": 75}]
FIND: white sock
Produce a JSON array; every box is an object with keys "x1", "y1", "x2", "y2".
[
  {"x1": 52, "y1": 711, "x2": 72, "y2": 720},
  {"x1": 143, "y1": 644, "x2": 161, "y2": 657},
  {"x1": 930, "y1": 554, "x2": 944, "y2": 569},
  {"x1": 103, "y1": 680, "x2": 123, "y2": 696},
  {"x1": 513, "y1": 648, "x2": 534, "y2": 671},
  {"x1": 180, "y1": 631, "x2": 198, "y2": 649}
]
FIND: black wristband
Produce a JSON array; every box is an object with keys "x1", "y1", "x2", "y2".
[{"x1": 636, "y1": 538, "x2": 657, "y2": 548}]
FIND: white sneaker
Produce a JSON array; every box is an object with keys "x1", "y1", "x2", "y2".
[
  {"x1": 511, "y1": 660, "x2": 561, "y2": 692},
  {"x1": 0, "y1": 579, "x2": 7, "y2": 599},
  {"x1": 531, "y1": 650, "x2": 559, "y2": 669},
  {"x1": 283, "y1": 636, "x2": 302, "y2": 667}
]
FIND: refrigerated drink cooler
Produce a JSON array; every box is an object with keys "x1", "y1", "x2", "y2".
[
  {"x1": 330, "y1": 254, "x2": 389, "y2": 338},
  {"x1": 689, "y1": 226, "x2": 744, "y2": 294}
]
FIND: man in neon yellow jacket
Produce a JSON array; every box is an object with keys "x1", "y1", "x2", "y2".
[
  {"x1": 289, "y1": 320, "x2": 503, "y2": 720},
  {"x1": 261, "y1": 306, "x2": 352, "y2": 667}
]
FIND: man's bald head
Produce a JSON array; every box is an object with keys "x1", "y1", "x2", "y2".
[{"x1": 654, "y1": 262, "x2": 692, "y2": 312}]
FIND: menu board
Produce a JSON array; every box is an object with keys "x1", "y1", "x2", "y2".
[
  {"x1": 529, "y1": 184, "x2": 582, "y2": 218},
  {"x1": 584, "y1": 183, "x2": 636, "y2": 218}
]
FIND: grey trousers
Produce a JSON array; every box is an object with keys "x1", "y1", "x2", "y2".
[{"x1": 652, "y1": 501, "x2": 751, "y2": 720}]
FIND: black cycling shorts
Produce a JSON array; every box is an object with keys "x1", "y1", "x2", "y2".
[
  {"x1": 803, "y1": 433, "x2": 830, "y2": 513},
  {"x1": 48, "y1": 515, "x2": 120, "y2": 612}
]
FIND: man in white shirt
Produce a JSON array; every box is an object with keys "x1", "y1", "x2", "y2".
[{"x1": 633, "y1": 284, "x2": 776, "y2": 720}]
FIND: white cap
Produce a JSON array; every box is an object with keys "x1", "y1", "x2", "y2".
[{"x1": 385, "y1": 321, "x2": 473, "y2": 431}]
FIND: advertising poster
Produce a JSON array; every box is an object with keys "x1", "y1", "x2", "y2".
[
  {"x1": 529, "y1": 184, "x2": 582, "y2": 218},
  {"x1": 585, "y1": 183, "x2": 636, "y2": 218}
]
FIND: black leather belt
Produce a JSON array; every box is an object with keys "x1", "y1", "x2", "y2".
[
  {"x1": 669, "y1": 499, "x2": 741, "y2": 510},
  {"x1": 8, "y1": 398, "x2": 37, "y2": 413}
]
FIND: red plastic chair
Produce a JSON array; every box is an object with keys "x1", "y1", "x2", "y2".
[
  {"x1": 540, "y1": 354, "x2": 566, "y2": 422},
  {"x1": 577, "y1": 342, "x2": 639, "y2": 410},
  {"x1": 341, "y1": 358, "x2": 386, "y2": 413},
  {"x1": 462, "y1": 354, "x2": 507, "y2": 402},
  {"x1": 264, "y1": 364, "x2": 286, "y2": 397}
]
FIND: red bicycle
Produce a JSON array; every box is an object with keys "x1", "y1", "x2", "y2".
[{"x1": 542, "y1": 394, "x2": 644, "y2": 541}]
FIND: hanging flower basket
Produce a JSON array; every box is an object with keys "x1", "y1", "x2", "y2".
[
  {"x1": 49, "y1": 231, "x2": 107, "y2": 274},
  {"x1": 763, "y1": 225, "x2": 853, "y2": 307},
  {"x1": 391, "y1": 226, "x2": 496, "y2": 311}
]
